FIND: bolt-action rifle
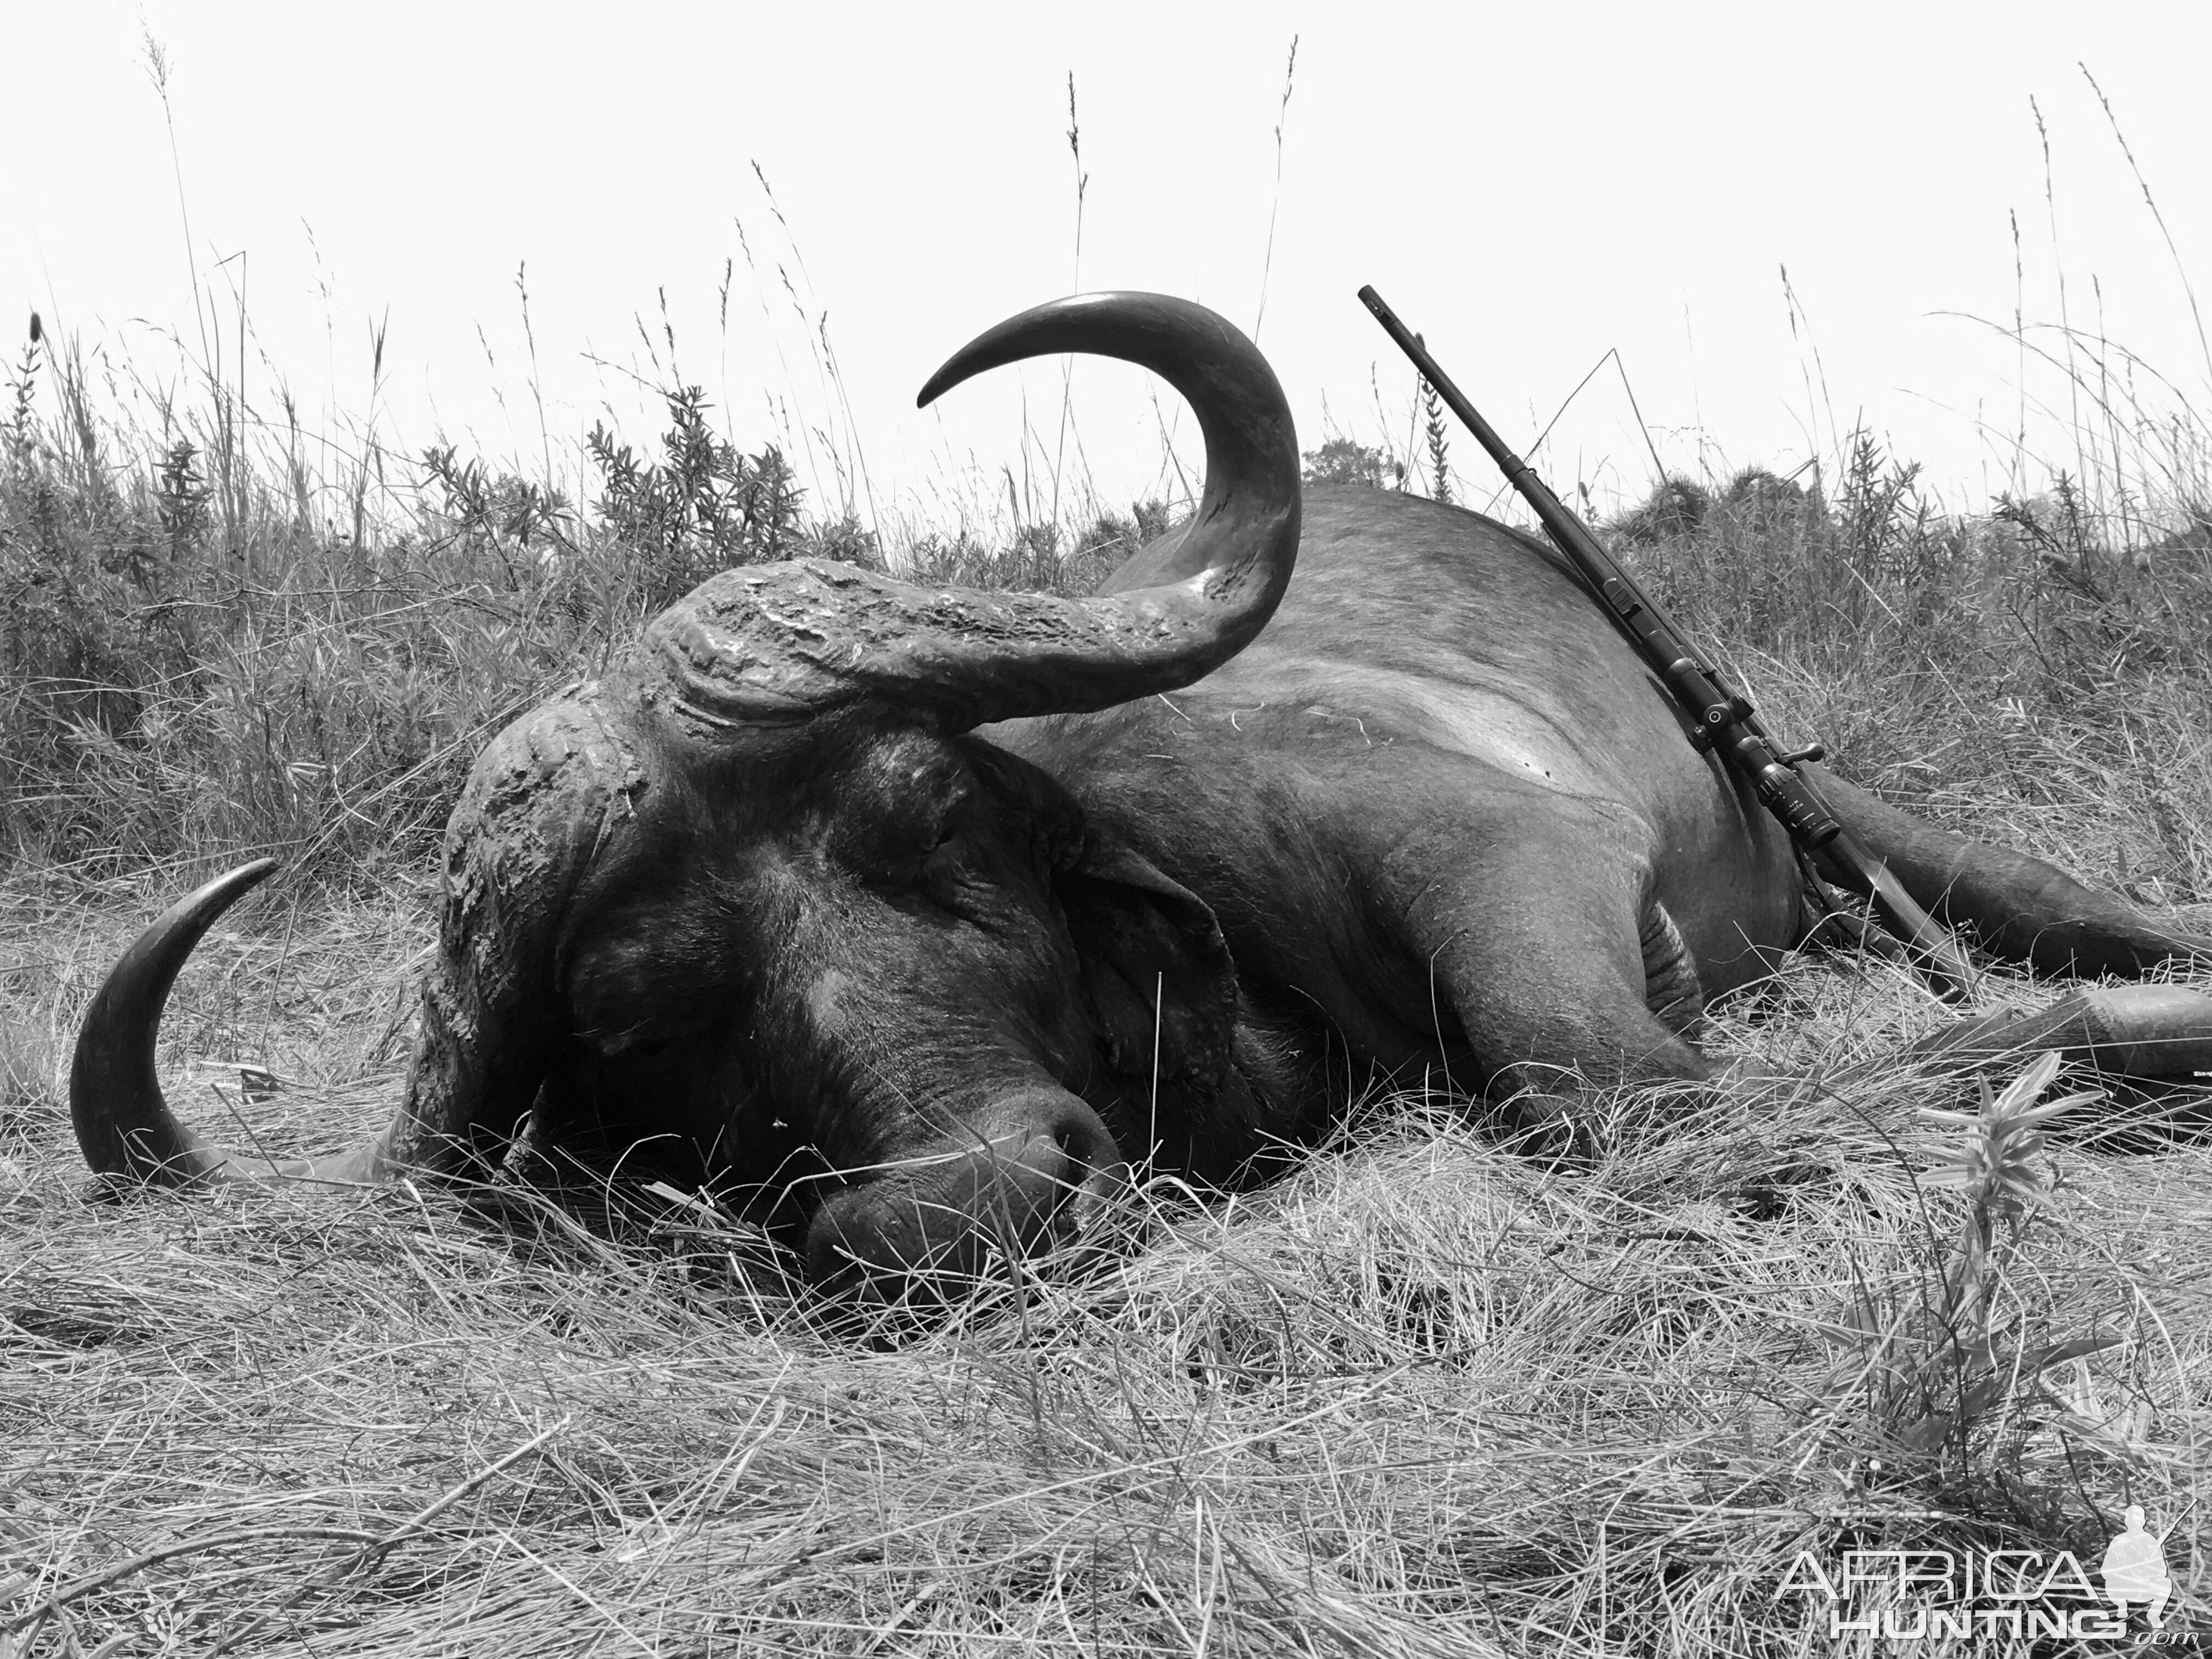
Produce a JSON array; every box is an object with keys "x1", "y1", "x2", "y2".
[{"x1": 1358, "y1": 284, "x2": 1973, "y2": 1001}]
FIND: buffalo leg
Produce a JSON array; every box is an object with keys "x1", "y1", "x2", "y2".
[
  {"x1": 1407, "y1": 830, "x2": 1713, "y2": 1102},
  {"x1": 1806, "y1": 764, "x2": 2212, "y2": 976}
]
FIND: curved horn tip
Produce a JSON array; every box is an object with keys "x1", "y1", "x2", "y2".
[
  {"x1": 916, "y1": 354, "x2": 978, "y2": 411},
  {"x1": 917, "y1": 290, "x2": 1081, "y2": 410},
  {"x1": 70, "y1": 856, "x2": 284, "y2": 1184},
  {"x1": 915, "y1": 291, "x2": 1235, "y2": 411},
  {"x1": 215, "y1": 855, "x2": 281, "y2": 895},
  {"x1": 163, "y1": 856, "x2": 284, "y2": 927}
]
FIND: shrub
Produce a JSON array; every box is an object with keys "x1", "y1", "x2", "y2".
[
  {"x1": 905, "y1": 501, "x2": 1175, "y2": 596},
  {"x1": 1300, "y1": 438, "x2": 1400, "y2": 489},
  {"x1": 1599, "y1": 441, "x2": 2212, "y2": 902},
  {"x1": 585, "y1": 386, "x2": 813, "y2": 613}
]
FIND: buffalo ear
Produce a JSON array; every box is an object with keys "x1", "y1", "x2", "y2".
[{"x1": 1055, "y1": 837, "x2": 1238, "y2": 1097}]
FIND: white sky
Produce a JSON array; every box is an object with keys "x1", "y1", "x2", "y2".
[{"x1": 10, "y1": 1, "x2": 2212, "y2": 543}]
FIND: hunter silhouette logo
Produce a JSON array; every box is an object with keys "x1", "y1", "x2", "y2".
[
  {"x1": 2101, "y1": 1506, "x2": 2171, "y2": 1629},
  {"x1": 1778, "y1": 1511, "x2": 2182, "y2": 1640}
]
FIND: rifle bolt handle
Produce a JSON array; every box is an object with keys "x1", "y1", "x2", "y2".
[{"x1": 1774, "y1": 744, "x2": 1827, "y2": 766}]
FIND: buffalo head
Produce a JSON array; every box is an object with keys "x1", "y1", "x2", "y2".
[{"x1": 71, "y1": 292, "x2": 1301, "y2": 1303}]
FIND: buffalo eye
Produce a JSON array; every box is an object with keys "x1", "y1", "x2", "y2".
[
  {"x1": 840, "y1": 800, "x2": 969, "y2": 892},
  {"x1": 916, "y1": 809, "x2": 971, "y2": 884}
]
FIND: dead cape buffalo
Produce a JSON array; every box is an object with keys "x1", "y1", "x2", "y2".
[{"x1": 72, "y1": 292, "x2": 2212, "y2": 1300}]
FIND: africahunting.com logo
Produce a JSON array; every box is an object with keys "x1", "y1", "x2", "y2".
[{"x1": 1779, "y1": 1508, "x2": 2191, "y2": 1642}]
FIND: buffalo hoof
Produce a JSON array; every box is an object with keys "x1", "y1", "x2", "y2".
[
  {"x1": 803, "y1": 1092, "x2": 1128, "y2": 1308},
  {"x1": 1911, "y1": 985, "x2": 2212, "y2": 1081}
]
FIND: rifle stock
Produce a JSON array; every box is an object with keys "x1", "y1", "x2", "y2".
[{"x1": 1357, "y1": 284, "x2": 1972, "y2": 1001}]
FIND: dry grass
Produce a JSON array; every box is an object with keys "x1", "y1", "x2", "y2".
[{"x1": 4, "y1": 853, "x2": 2212, "y2": 1654}]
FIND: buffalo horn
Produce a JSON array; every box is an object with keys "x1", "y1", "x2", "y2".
[
  {"x1": 71, "y1": 860, "x2": 421, "y2": 1189},
  {"x1": 643, "y1": 291, "x2": 1301, "y2": 732}
]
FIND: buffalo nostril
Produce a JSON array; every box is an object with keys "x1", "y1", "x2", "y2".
[
  {"x1": 1006, "y1": 1103, "x2": 1126, "y2": 1242},
  {"x1": 802, "y1": 1095, "x2": 1127, "y2": 1301},
  {"x1": 1006, "y1": 1125, "x2": 1126, "y2": 1246},
  {"x1": 1052, "y1": 1153, "x2": 1130, "y2": 1252},
  {"x1": 1039, "y1": 1119, "x2": 1128, "y2": 1236}
]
